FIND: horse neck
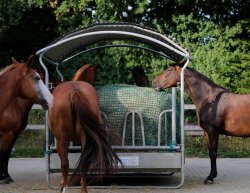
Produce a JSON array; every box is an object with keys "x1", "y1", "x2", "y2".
[
  {"x1": 14, "y1": 98, "x2": 34, "y2": 116},
  {"x1": 184, "y1": 68, "x2": 226, "y2": 113},
  {"x1": 73, "y1": 65, "x2": 91, "y2": 81},
  {"x1": 0, "y1": 70, "x2": 20, "y2": 114}
]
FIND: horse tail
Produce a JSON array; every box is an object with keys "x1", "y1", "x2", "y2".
[{"x1": 69, "y1": 90, "x2": 121, "y2": 182}]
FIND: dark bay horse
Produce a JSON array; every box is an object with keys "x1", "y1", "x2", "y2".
[
  {"x1": 49, "y1": 67, "x2": 120, "y2": 193},
  {"x1": 129, "y1": 66, "x2": 149, "y2": 87},
  {"x1": 152, "y1": 60, "x2": 250, "y2": 184},
  {"x1": 0, "y1": 55, "x2": 53, "y2": 184}
]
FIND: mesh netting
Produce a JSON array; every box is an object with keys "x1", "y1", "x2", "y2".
[{"x1": 96, "y1": 85, "x2": 180, "y2": 146}]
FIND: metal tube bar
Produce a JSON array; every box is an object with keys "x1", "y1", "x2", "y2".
[
  {"x1": 157, "y1": 110, "x2": 172, "y2": 146},
  {"x1": 171, "y1": 87, "x2": 177, "y2": 144},
  {"x1": 132, "y1": 111, "x2": 135, "y2": 146},
  {"x1": 39, "y1": 55, "x2": 51, "y2": 186},
  {"x1": 122, "y1": 112, "x2": 130, "y2": 146},
  {"x1": 49, "y1": 145, "x2": 181, "y2": 150},
  {"x1": 61, "y1": 44, "x2": 172, "y2": 64},
  {"x1": 138, "y1": 113, "x2": 146, "y2": 146},
  {"x1": 55, "y1": 64, "x2": 64, "y2": 81},
  {"x1": 36, "y1": 31, "x2": 192, "y2": 60}
]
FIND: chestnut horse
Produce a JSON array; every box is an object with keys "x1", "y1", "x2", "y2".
[
  {"x1": 0, "y1": 55, "x2": 53, "y2": 184},
  {"x1": 0, "y1": 55, "x2": 53, "y2": 114},
  {"x1": 129, "y1": 66, "x2": 149, "y2": 87},
  {"x1": 72, "y1": 64, "x2": 98, "y2": 84},
  {"x1": 152, "y1": 60, "x2": 250, "y2": 184},
  {"x1": 49, "y1": 66, "x2": 120, "y2": 193}
]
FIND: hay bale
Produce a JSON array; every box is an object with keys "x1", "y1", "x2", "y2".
[{"x1": 96, "y1": 85, "x2": 180, "y2": 146}]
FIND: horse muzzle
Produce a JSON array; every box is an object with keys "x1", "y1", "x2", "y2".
[
  {"x1": 40, "y1": 99, "x2": 49, "y2": 110},
  {"x1": 152, "y1": 80, "x2": 162, "y2": 91}
]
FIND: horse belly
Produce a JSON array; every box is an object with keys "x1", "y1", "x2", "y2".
[{"x1": 224, "y1": 108, "x2": 250, "y2": 137}]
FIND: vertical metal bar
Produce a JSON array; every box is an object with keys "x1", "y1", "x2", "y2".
[
  {"x1": 178, "y1": 59, "x2": 190, "y2": 188},
  {"x1": 56, "y1": 64, "x2": 64, "y2": 81},
  {"x1": 39, "y1": 55, "x2": 50, "y2": 185},
  {"x1": 171, "y1": 87, "x2": 177, "y2": 144},
  {"x1": 122, "y1": 112, "x2": 129, "y2": 146},
  {"x1": 164, "y1": 112, "x2": 168, "y2": 146},
  {"x1": 132, "y1": 111, "x2": 135, "y2": 146},
  {"x1": 157, "y1": 114, "x2": 162, "y2": 147},
  {"x1": 138, "y1": 113, "x2": 145, "y2": 146}
]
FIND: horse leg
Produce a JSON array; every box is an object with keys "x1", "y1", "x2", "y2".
[
  {"x1": 0, "y1": 150, "x2": 5, "y2": 183},
  {"x1": 80, "y1": 177, "x2": 88, "y2": 193},
  {"x1": 2, "y1": 148, "x2": 14, "y2": 183},
  {"x1": 56, "y1": 139, "x2": 69, "y2": 193},
  {"x1": 204, "y1": 130, "x2": 219, "y2": 184},
  {"x1": 3, "y1": 134, "x2": 18, "y2": 183},
  {"x1": 77, "y1": 123, "x2": 87, "y2": 193},
  {"x1": 0, "y1": 133, "x2": 17, "y2": 184},
  {"x1": 0, "y1": 150, "x2": 12, "y2": 184}
]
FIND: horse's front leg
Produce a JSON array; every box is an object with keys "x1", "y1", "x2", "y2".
[
  {"x1": 56, "y1": 139, "x2": 69, "y2": 193},
  {"x1": 204, "y1": 130, "x2": 219, "y2": 184},
  {"x1": 0, "y1": 150, "x2": 13, "y2": 184},
  {"x1": 0, "y1": 150, "x2": 5, "y2": 183},
  {"x1": 2, "y1": 148, "x2": 14, "y2": 183},
  {"x1": 80, "y1": 177, "x2": 88, "y2": 193},
  {"x1": 0, "y1": 133, "x2": 17, "y2": 184}
]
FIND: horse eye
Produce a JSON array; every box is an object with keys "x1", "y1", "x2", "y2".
[{"x1": 34, "y1": 75, "x2": 41, "y2": 81}]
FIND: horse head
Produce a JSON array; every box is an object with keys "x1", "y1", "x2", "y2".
[
  {"x1": 152, "y1": 60, "x2": 186, "y2": 91},
  {"x1": 129, "y1": 66, "x2": 149, "y2": 87},
  {"x1": 11, "y1": 55, "x2": 53, "y2": 110}
]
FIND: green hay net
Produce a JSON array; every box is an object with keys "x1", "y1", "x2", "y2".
[{"x1": 96, "y1": 85, "x2": 180, "y2": 147}]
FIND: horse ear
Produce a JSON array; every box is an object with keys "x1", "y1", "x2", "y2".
[
  {"x1": 93, "y1": 64, "x2": 99, "y2": 70},
  {"x1": 12, "y1": 57, "x2": 19, "y2": 64},
  {"x1": 178, "y1": 60, "x2": 187, "y2": 67},
  {"x1": 26, "y1": 55, "x2": 34, "y2": 67}
]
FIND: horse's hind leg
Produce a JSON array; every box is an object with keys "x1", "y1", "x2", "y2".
[{"x1": 56, "y1": 139, "x2": 69, "y2": 193}]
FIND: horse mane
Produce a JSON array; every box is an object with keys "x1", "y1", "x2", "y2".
[
  {"x1": 186, "y1": 67, "x2": 228, "y2": 91},
  {"x1": 0, "y1": 63, "x2": 19, "y2": 76},
  {"x1": 72, "y1": 64, "x2": 91, "y2": 81}
]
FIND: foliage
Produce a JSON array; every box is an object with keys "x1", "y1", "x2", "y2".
[
  {"x1": 0, "y1": 0, "x2": 58, "y2": 67},
  {"x1": 0, "y1": 0, "x2": 249, "y2": 93}
]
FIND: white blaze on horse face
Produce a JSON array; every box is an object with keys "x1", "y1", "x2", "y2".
[{"x1": 35, "y1": 72, "x2": 54, "y2": 109}]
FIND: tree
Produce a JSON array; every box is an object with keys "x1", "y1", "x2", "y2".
[{"x1": 0, "y1": 0, "x2": 58, "y2": 67}]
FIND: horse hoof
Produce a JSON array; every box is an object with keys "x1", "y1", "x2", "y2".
[
  {"x1": 0, "y1": 178, "x2": 11, "y2": 184},
  {"x1": 203, "y1": 178, "x2": 214, "y2": 184},
  {"x1": 5, "y1": 177, "x2": 13, "y2": 183}
]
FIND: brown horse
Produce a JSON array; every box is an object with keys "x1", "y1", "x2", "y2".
[
  {"x1": 49, "y1": 70, "x2": 120, "y2": 192},
  {"x1": 72, "y1": 64, "x2": 98, "y2": 84},
  {"x1": 0, "y1": 55, "x2": 53, "y2": 114},
  {"x1": 0, "y1": 55, "x2": 53, "y2": 184},
  {"x1": 129, "y1": 66, "x2": 149, "y2": 87},
  {"x1": 152, "y1": 60, "x2": 250, "y2": 184}
]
